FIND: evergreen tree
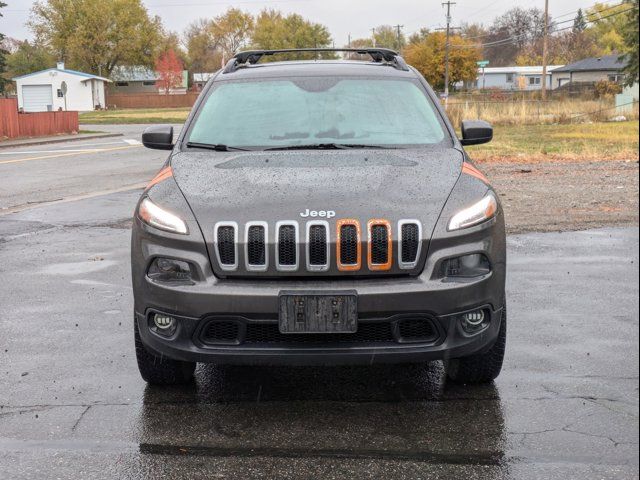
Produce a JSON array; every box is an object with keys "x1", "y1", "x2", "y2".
[
  {"x1": 573, "y1": 8, "x2": 587, "y2": 33},
  {"x1": 620, "y1": 0, "x2": 639, "y2": 86}
]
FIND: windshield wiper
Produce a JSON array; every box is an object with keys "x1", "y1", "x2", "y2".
[
  {"x1": 264, "y1": 143, "x2": 396, "y2": 151},
  {"x1": 186, "y1": 142, "x2": 251, "y2": 152}
]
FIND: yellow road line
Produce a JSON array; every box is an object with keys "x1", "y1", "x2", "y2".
[{"x1": 0, "y1": 144, "x2": 141, "y2": 165}]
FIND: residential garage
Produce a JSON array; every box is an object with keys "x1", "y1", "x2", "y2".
[
  {"x1": 13, "y1": 62, "x2": 111, "y2": 112},
  {"x1": 21, "y1": 84, "x2": 54, "y2": 112}
]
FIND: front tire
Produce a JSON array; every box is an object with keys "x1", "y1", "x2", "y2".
[
  {"x1": 134, "y1": 319, "x2": 196, "y2": 385},
  {"x1": 446, "y1": 305, "x2": 506, "y2": 384}
]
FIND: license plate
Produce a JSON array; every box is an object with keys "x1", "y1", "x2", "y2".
[{"x1": 279, "y1": 291, "x2": 358, "y2": 334}]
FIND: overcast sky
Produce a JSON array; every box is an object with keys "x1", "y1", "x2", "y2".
[{"x1": 2, "y1": 0, "x2": 595, "y2": 47}]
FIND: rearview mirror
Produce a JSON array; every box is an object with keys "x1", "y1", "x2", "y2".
[
  {"x1": 460, "y1": 120, "x2": 493, "y2": 146},
  {"x1": 142, "y1": 125, "x2": 174, "y2": 150}
]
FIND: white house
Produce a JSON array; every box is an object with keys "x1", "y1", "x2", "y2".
[
  {"x1": 12, "y1": 62, "x2": 111, "y2": 112},
  {"x1": 467, "y1": 65, "x2": 564, "y2": 91}
]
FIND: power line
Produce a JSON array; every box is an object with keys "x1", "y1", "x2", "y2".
[
  {"x1": 453, "y1": 6, "x2": 634, "y2": 49},
  {"x1": 458, "y1": 0, "x2": 625, "y2": 41}
]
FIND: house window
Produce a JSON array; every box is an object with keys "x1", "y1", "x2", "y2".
[
  {"x1": 529, "y1": 77, "x2": 541, "y2": 85},
  {"x1": 608, "y1": 74, "x2": 623, "y2": 83},
  {"x1": 115, "y1": 82, "x2": 129, "y2": 87},
  {"x1": 506, "y1": 73, "x2": 514, "y2": 83},
  {"x1": 142, "y1": 81, "x2": 156, "y2": 86}
]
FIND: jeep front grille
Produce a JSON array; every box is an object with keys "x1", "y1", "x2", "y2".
[{"x1": 212, "y1": 219, "x2": 422, "y2": 276}]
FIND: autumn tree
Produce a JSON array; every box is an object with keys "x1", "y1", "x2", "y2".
[
  {"x1": 348, "y1": 38, "x2": 374, "y2": 49},
  {"x1": 251, "y1": 10, "x2": 334, "y2": 60},
  {"x1": 620, "y1": 0, "x2": 639, "y2": 85},
  {"x1": 372, "y1": 25, "x2": 405, "y2": 50},
  {"x1": 155, "y1": 49, "x2": 183, "y2": 94},
  {"x1": 407, "y1": 28, "x2": 430, "y2": 46},
  {"x1": 483, "y1": 7, "x2": 546, "y2": 66},
  {"x1": 584, "y1": 2, "x2": 631, "y2": 54},
  {"x1": 212, "y1": 8, "x2": 254, "y2": 61},
  {"x1": 29, "y1": 0, "x2": 163, "y2": 76},
  {"x1": 185, "y1": 19, "x2": 224, "y2": 73},
  {"x1": 6, "y1": 40, "x2": 55, "y2": 78},
  {"x1": 404, "y1": 32, "x2": 481, "y2": 90},
  {"x1": 0, "y1": 1, "x2": 8, "y2": 93}
]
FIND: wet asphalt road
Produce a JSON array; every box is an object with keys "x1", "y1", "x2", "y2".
[{"x1": 0, "y1": 131, "x2": 639, "y2": 479}]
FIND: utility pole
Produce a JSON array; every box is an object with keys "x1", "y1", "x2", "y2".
[
  {"x1": 541, "y1": 0, "x2": 549, "y2": 100},
  {"x1": 371, "y1": 28, "x2": 377, "y2": 47},
  {"x1": 348, "y1": 33, "x2": 351, "y2": 48},
  {"x1": 442, "y1": 1, "x2": 456, "y2": 104},
  {"x1": 394, "y1": 24, "x2": 404, "y2": 51}
]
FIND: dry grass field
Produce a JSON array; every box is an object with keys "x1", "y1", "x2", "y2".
[
  {"x1": 445, "y1": 97, "x2": 639, "y2": 126},
  {"x1": 466, "y1": 121, "x2": 639, "y2": 162}
]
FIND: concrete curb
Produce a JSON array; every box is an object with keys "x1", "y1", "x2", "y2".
[{"x1": 0, "y1": 133, "x2": 124, "y2": 150}]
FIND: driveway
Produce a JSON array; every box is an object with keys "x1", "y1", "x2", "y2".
[{"x1": 0, "y1": 127, "x2": 638, "y2": 479}]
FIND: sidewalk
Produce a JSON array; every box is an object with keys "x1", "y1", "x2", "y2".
[{"x1": 0, "y1": 132, "x2": 123, "y2": 149}]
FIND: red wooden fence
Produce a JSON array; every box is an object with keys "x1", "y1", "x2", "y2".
[
  {"x1": 0, "y1": 98, "x2": 79, "y2": 140},
  {"x1": 105, "y1": 92, "x2": 199, "y2": 109}
]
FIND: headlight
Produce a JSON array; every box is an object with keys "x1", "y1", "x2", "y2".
[
  {"x1": 138, "y1": 197, "x2": 188, "y2": 234},
  {"x1": 448, "y1": 192, "x2": 497, "y2": 231}
]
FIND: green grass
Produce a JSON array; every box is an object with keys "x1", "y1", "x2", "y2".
[
  {"x1": 466, "y1": 121, "x2": 639, "y2": 162},
  {"x1": 79, "y1": 108, "x2": 190, "y2": 124}
]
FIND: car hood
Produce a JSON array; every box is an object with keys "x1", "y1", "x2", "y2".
[
  {"x1": 172, "y1": 148, "x2": 462, "y2": 224},
  {"x1": 171, "y1": 147, "x2": 463, "y2": 276}
]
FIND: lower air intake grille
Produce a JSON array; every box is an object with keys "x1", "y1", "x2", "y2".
[
  {"x1": 370, "y1": 224, "x2": 389, "y2": 265},
  {"x1": 397, "y1": 318, "x2": 438, "y2": 342},
  {"x1": 201, "y1": 321, "x2": 240, "y2": 344},
  {"x1": 340, "y1": 224, "x2": 358, "y2": 265},
  {"x1": 245, "y1": 322, "x2": 394, "y2": 345},
  {"x1": 401, "y1": 223, "x2": 420, "y2": 263},
  {"x1": 308, "y1": 224, "x2": 328, "y2": 266},
  {"x1": 247, "y1": 225, "x2": 266, "y2": 266},
  {"x1": 278, "y1": 225, "x2": 297, "y2": 266},
  {"x1": 217, "y1": 226, "x2": 236, "y2": 266}
]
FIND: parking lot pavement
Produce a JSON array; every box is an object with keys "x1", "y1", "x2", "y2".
[
  {"x1": 0, "y1": 125, "x2": 177, "y2": 213},
  {"x1": 0, "y1": 190, "x2": 638, "y2": 480}
]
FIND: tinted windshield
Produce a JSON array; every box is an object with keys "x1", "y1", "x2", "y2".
[{"x1": 187, "y1": 77, "x2": 450, "y2": 149}]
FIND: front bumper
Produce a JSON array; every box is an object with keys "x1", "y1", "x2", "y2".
[
  {"x1": 136, "y1": 303, "x2": 504, "y2": 365},
  {"x1": 132, "y1": 203, "x2": 506, "y2": 366}
]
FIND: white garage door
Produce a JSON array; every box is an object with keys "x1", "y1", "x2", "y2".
[{"x1": 22, "y1": 84, "x2": 53, "y2": 112}]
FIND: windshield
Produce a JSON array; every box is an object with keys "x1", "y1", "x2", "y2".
[{"x1": 186, "y1": 77, "x2": 450, "y2": 149}]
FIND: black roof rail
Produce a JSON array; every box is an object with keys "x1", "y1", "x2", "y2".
[{"x1": 222, "y1": 48, "x2": 410, "y2": 74}]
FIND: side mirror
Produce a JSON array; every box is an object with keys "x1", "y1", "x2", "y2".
[
  {"x1": 460, "y1": 120, "x2": 493, "y2": 146},
  {"x1": 142, "y1": 125, "x2": 174, "y2": 150}
]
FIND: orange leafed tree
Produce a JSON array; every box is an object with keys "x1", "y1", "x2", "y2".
[{"x1": 155, "y1": 49, "x2": 183, "y2": 94}]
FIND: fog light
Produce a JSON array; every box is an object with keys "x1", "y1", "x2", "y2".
[
  {"x1": 460, "y1": 309, "x2": 488, "y2": 334},
  {"x1": 147, "y1": 257, "x2": 194, "y2": 284},
  {"x1": 151, "y1": 313, "x2": 177, "y2": 337},
  {"x1": 463, "y1": 310, "x2": 485, "y2": 325}
]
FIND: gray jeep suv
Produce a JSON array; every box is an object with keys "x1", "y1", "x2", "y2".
[{"x1": 132, "y1": 48, "x2": 506, "y2": 385}]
